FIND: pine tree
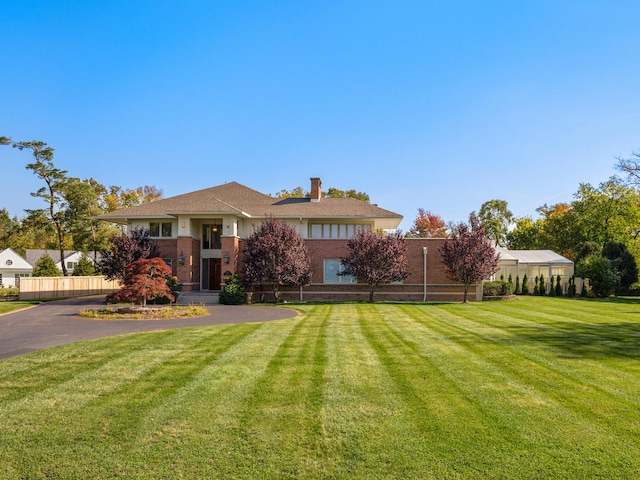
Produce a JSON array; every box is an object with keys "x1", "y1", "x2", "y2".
[
  {"x1": 32, "y1": 254, "x2": 61, "y2": 277},
  {"x1": 514, "y1": 275, "x2": 521, "y2": 295},
  {"x1": 539, "y1": 274, "x2": 545, "y2": 296},
  {"x1": 549, "y1": 276, "x2": 556, "y2": 296},
  {"x1": 521, "y1": 274, "x2": 529, "y2": 295},
  {"x1": 555, "y1": 275, "x2": 562, "y2": 296}
]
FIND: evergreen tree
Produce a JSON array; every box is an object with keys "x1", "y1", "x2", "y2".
[
  {"x1": 32, "y1": 254, "x2": 60, "y2": 277},
  {"x1": 514, "y1": 275, "x2": 521, "y2": 295},
  {"x1": 521, "y1": 274, "x2": 529, "y2": 295},
  {"x1": 72, "y1": 254, "x2": 95, "y2": 276},
  {"x1": 555, "y1": 275, "x2": 562, "y2": 296},
  {"x1": 533, "y1": 276, "x2": 540, "y2": 296},
  {"x1": 539, "y1": 274, "x2": 545, "y2": 296}
]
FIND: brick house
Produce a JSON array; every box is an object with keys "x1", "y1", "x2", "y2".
[{"x1": 99, "y1": 178, "x2": 481, "y2": 301}]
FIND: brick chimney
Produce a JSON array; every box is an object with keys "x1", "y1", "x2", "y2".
[{"x1": 310, "y1": 177, "x2": 322, "y2": 202}]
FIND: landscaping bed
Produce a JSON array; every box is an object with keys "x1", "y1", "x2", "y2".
[{"x1": 79, "y1": 305, "x2": 208, "y2": 320}]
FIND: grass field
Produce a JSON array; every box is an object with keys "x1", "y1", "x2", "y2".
[{"x1": 0, "y1": 297, "x2": 639, "y2": 479}]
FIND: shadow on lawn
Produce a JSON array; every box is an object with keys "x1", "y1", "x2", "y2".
[{"x1": 503, "y1": 320, "x2": 640, "y2": 360}]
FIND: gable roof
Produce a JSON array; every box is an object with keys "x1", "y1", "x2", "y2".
[
  {"x1": 25, "y1": 249, "x2": 96, "y2": 267},
  {"x1": 0, "y1": 248, "x2": 33, "y2": 270},
  {"x1": 99, "y1": 181, "x2": 403, "y2": 224}
]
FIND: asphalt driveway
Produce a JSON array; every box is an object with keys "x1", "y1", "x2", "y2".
[{"x1": 0, "y1": 296, "x2": 297, "y2": 360}]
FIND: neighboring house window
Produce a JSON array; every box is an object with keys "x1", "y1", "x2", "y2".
[
  {"x1": 150, "y1": 222, "x2": 172, "y2": 237},
  {"x1": 67, "y1": 261, "x2": 76, "y2": 269},
  {"x1": 14, "y1": 273, "x2": 29, "y2": 286},
  {"x1": 203, "y1": 224, "x2": 222, "y2": 249},
  {"x1": 310, "y1": 224, "x2": 371, "y2": 239},
  {"x1": 324, "y1": 259, "x2": 356, "y2": 284}
]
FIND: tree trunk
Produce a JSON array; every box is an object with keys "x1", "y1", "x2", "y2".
[
  {"x1": 463, "y1": 283, "x2": 469, "y2": 303},
  {"x1": 369, "y1": 285, "x2": 375, "y2": 303}
]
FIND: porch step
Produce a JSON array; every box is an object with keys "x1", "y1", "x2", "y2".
[{"x1": 176, "y1": 291, "x2": 220, "y2": 306}]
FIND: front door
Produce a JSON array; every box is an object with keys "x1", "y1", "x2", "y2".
[{"x1": 209, "y1": 258, "x2": 222, "y2": 290}]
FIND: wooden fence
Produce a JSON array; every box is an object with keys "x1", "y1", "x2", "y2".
[{"x1": 19, "y1": 276, "x2": 121, "y2": 300}]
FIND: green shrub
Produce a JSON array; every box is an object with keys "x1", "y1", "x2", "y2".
[
  {"x1": 549, "y1": 276, "x2": 556, "y2": 297},
  {"x1": 219, "y1": 275, "x2": 247, "y2": 305},
  {"x1": 567, "y1": 276, "x2": 577, "y2": 297},
  {"x1": 555, "y1": 275, "x2": 562, "y2": 296},
  {"x1": 483, "y1": 281, "x2": 514, "y2": 297},
  {"x1": 521, "y1": 274, "x2": 529, "y2": 295},
  {"x1": 514, "y1": 275, "x2": 521, "y2": 295},
  {"x1": 539, "y1": 274, "x2": 545, "y2": 296}
]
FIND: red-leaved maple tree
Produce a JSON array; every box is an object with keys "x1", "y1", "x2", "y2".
[
  {"x1": 110, "y1": 257, "x2": 174, "y2": 306},
  {"x1": 439, "y1": 215, "x2": 500, "y2": 302},
  {"x1": 243, "y1": 217, "x2": 312, "y2": 302},
  {"x1": 341, "y1": 229, "x2": 409, "y2": 302}
]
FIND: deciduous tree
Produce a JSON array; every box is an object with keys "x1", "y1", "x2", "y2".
[
  {"x1": 242, "y1": 218, "x2": 312, "y2": 302},
  {"x1": 476, "y1": 199, "x2": 513, "y2": 246},
  {"x1": 341, "y1": 229, "x2": 409, "y2": 302},
  {"x1": 406, "y1": 209, "x2": 447, "y2": 238},
  {"x1": 110, "y1": 258, "x2": 173, "y2": 306},
  {"x1": 576, "y1": 254, "x2": 618, "y2": 298},
  {"x1": 439, "y1": 215, "x2": 500, "y2": 302},
  {"x1": 98, "y1": 227, "x2": 160, "y2": 281}
]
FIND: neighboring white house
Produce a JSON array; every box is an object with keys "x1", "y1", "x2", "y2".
[
  {"x1": 25, "y1": 250, "x2": 96, "y2": 275},
  {"x1": 0, "y1": 248, "x2": 33, "y2": 287}
]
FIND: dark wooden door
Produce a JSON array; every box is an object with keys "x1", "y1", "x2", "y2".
[{"x1": 209, "y1": 258, "x2": 222, "y2": 290}]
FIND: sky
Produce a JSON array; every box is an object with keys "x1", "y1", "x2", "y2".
[{"x1": 1, "y1": 0, "x2": 639, "y2": 232}]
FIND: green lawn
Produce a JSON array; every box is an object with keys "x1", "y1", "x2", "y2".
[
  {"x1": 0, "y1": 297, "x2": 639, "y2": 479},
  {"x1": 0, "y1": 300, "x2": 40, "y2": 314}
]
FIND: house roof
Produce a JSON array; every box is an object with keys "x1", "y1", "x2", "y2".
[
  {"x1": 0, "y1": 248, "x2": 33, "y2": 270},
  {"x1": 25, "y1": 249, "x2": 97, "y2": 266},
  {"x1": 98, "y1": 181, "x2": 403, "y2": 224},
  {"x1": 496, "y1": 247, "x2": 573, "y2": 264}
]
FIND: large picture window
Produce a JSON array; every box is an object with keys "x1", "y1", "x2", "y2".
[
  {"x1": 324, "y1": 259, "x2": 356, "y2": 284},
  {"x1": 150, "y1": 222, "x2": 172, "y2": 238}
]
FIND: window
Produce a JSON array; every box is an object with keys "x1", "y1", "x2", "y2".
[
  {"x1": 14, "y1": 273, "x2": 29, "y2": 286},
  {"x1": 203, "y1": 224, "x2": 222, "y2": 249},
  {"x1": 162, "y1": 258, "x2": 173, "y2": 273},
  {"x1": 150, "y1": 222, "x2": 172, "y2": 237},
  {"x1": 67, "y1": 261, "x2": 76, "y2": 269},
  {"x1": 324, "y1": 259, "x2": 356, "y2": 284},
  {"x1": 310, "y1": 223, "x2": 370, "y2": 239}
]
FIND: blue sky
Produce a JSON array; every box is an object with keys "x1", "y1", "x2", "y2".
[{"x1": 2, "y1": 1, "x2": 639, "y2": 232}]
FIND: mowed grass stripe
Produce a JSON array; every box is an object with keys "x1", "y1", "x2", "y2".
[
  {"x1": 0, "y1": 323, "x2": 267, "y2": 478},
  {"x1": 319, "y1": 305, "x2": 433, "y2": 479},
  {"x1": 119, "y1": 317, "x2": 303, "y2": 478},
  {"x1": 425, "y1": 302, "x2": 640, "y2": 404},
  {"x1": 355, "y1": 304, "x2": 526, "y2": 478},
  {"x1": 390, "y1": 303, "x2": 640, "y2": 475},
  {"x1": 212, "y1": 305, "x2": 330, "y2": 479}
]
